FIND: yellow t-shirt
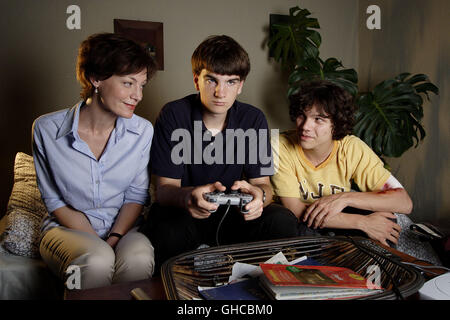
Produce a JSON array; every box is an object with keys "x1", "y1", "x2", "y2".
[{"x1": 271, "y1": 130, "x2": 391, "y2": 204}]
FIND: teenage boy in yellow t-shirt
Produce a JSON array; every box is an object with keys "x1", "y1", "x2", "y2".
[{"x1": 271, "y1": 80, "x2": 413, "y2": 246}]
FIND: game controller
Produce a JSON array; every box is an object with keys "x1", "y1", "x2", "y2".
[{"x1": 203, "y1": 190, "x2": 254, "y2": 214}]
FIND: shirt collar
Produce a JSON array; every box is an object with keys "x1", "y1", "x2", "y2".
[
  {"x1": 56, "y1": 101, "x2": 141, "y2": 140},
  {"x1": 56, "y1": 101, "x2": 83, "y2": 140},
  {"x1": 116, "y1": 114, "x2": 140, "y2": 138},
  {"x1": 192, "y1": 94, "x2": 238, "y2": 132}
]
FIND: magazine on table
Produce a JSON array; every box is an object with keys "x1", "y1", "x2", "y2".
[{"x1": 259, "y1": 263, "x2": 383, "y2": 300}]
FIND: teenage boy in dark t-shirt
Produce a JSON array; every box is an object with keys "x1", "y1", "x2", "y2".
[{"x1": 140, "y1": 35, "x2": 298, "y2": 269}]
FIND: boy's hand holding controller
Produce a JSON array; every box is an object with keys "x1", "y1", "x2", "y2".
[
  {"x1": 185, "y1": 181, "x2": 226, "y2": 219},
  {"x1": 229, "y1": 180, "x2": 264, "y2": 221},
  {"x1": 186, "y1": 180, "x2": 264, "y2": 221}
]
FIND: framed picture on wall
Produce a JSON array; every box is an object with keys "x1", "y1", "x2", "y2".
[{"x1": 114, "y1": 19, "x2": 164, "y2": 70}]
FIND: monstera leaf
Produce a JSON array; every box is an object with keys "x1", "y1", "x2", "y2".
[
  {"x1": 267, "y1": 5, "x2": 439, "y2": 161},
  {"x1": 287, "y1": 57, "x2": 358, "y2": 97},
  {"x1": 268, "y1": 6, "x2": 321, "y2": 70},
  {"x1": 353, "y1": 73, "x2": 439, "y2": 158}
]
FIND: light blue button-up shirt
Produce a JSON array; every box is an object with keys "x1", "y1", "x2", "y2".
[{"x1": 32, "y1": 101, "x2": 153, "y2": 238}]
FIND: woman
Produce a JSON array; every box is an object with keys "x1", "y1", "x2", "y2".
[{"x1": 32, "y1": 33, "x2": 157, "y2": 289}]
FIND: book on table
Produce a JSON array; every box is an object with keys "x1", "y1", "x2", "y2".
[
  {"x1": 199, "y1": 278, "x2": 268, "y2": 300},
  {"x1": 259, "y1": 263, "x2": 383, "y2": 300}
]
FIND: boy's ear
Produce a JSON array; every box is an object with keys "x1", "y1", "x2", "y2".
[
  {"x1": 193, "y1": 73, "x2": 200, "y2": 91},
  {"x1": 237, "y1": 80, "x2": 245, "y2": 95}
]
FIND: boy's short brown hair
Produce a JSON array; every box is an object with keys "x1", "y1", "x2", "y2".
[
  {"x1": 191, "y1": 35, "x2": 250, "y2": 80},
  {"x1": 289, "y1": 80, "x2": 356, "y2": 140},
  {"x1": 76, "y1": 33, "x2": 157, "y2": 100}
]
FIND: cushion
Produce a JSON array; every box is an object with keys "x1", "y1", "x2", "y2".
[
  {"x1": 395, "y1": 213, "x2": 443, "y2": 266},
  {"x1": 0, "y1": 152, "x2": 48, "y2": 258}
]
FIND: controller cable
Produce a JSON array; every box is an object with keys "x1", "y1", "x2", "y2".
[{"x1": 215, "y1": 200, "x2": 232, "y2": 246}]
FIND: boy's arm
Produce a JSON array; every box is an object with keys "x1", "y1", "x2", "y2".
[
  {"x1": 304, "y1": 175, "x2": 413, "y2": 229},
  {"x1": 278, "y1": 196, "x2": 402, "y2": 246},
  {"x1": 322, "y1": 211, "x2": 401, "y2": 246},
  {"x1": 279, "y1": 197, "x2": 307, "y2": 221},
  {"x1": 154, "y1": 175, "x2": 225, "y2": 219},
  {"x1": 279, "y1": 196, "x2": 402, "y2": 246}
]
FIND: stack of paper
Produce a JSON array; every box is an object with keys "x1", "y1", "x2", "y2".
[{"x1": 197, "y1": 251, "x2": 384, "y2": 300}]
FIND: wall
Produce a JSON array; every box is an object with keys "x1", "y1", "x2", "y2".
[
  {"x1": 359, "y1": 0, "x2": 450, "y2": 222},
  {"x1": 0, "y1": 0, "x2": 359, "y2": 216}
]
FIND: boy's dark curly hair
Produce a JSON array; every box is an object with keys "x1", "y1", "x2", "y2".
[{"x1": 289, "y1": 80, "x2": 356, "y2": 140}]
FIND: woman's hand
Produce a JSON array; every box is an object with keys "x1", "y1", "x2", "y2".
[{"x1": 106, "y1": 235, "x2": 120, "y2": 249}]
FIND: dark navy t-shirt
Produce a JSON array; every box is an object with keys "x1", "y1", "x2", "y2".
[{"x1": 150, "y1": 94, "x2": 274, "y2": 190}]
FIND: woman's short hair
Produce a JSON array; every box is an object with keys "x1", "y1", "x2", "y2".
[
  {"x1": 191, "y1": 35, "x2": 250, "y2": 80},
  {"x1": 289, "y1": 80, "x2": 356, "y2": 140},
  {"x1": 76, "y1": 33, "x2": 157, "y2": 100}
]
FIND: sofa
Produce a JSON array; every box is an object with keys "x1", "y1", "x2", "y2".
[
  {"x1": 0, "y1": 152, "x2": 446, "y2": 300},
  {"x1": 0, "y1": 152, "x2": 63, "y2": 299}
]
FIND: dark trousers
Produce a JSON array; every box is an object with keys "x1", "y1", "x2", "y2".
[{"x1": 139, "y1": 202, "x2": 298, "y2": 271}]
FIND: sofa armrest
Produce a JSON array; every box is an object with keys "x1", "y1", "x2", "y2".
[{"x1": 0, "y1": 216, "x2": 6, "y2": 235}]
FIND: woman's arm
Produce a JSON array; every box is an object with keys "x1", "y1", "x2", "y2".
[
  {"x1": 106, "y1": 202, "x2": 143, "y2": 248},
  {"x1": 33, "y1": 119, "x2": 99, "y2": 237},
  {"x1": 52, "y1": 206, "x2": 97, "y2": 235}
]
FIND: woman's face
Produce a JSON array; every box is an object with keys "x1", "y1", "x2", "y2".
[{"x1": 94, "y1": 68, "x2": 148, "y2": 118}]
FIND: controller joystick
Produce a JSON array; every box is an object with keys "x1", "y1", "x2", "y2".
[{"x1": 203, "y1": 190, "x2": 253, "y2": 214}]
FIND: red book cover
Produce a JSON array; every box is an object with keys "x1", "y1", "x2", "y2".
[{"x1": 260, "y1": 264, "x2": 381, "y2": 289}]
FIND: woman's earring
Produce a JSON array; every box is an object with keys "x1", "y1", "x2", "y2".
[{"x1": 94, "y1": 87, "x2": 98, "y2": 94}]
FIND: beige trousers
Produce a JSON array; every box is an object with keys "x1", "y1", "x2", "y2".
[{"x1": 40, "y1": 226, "x2": 154, "y2": 290}]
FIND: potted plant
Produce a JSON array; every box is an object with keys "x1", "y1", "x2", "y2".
[
  {"x1": 268, "y1": 5, "x2": 439, "y2": 162},
  {"x1": 354, "y1": 73, "x2": 438, "y2": 160},
  {"x1": 268, "y1": 6, "x2": 358, "y2": 97}
]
